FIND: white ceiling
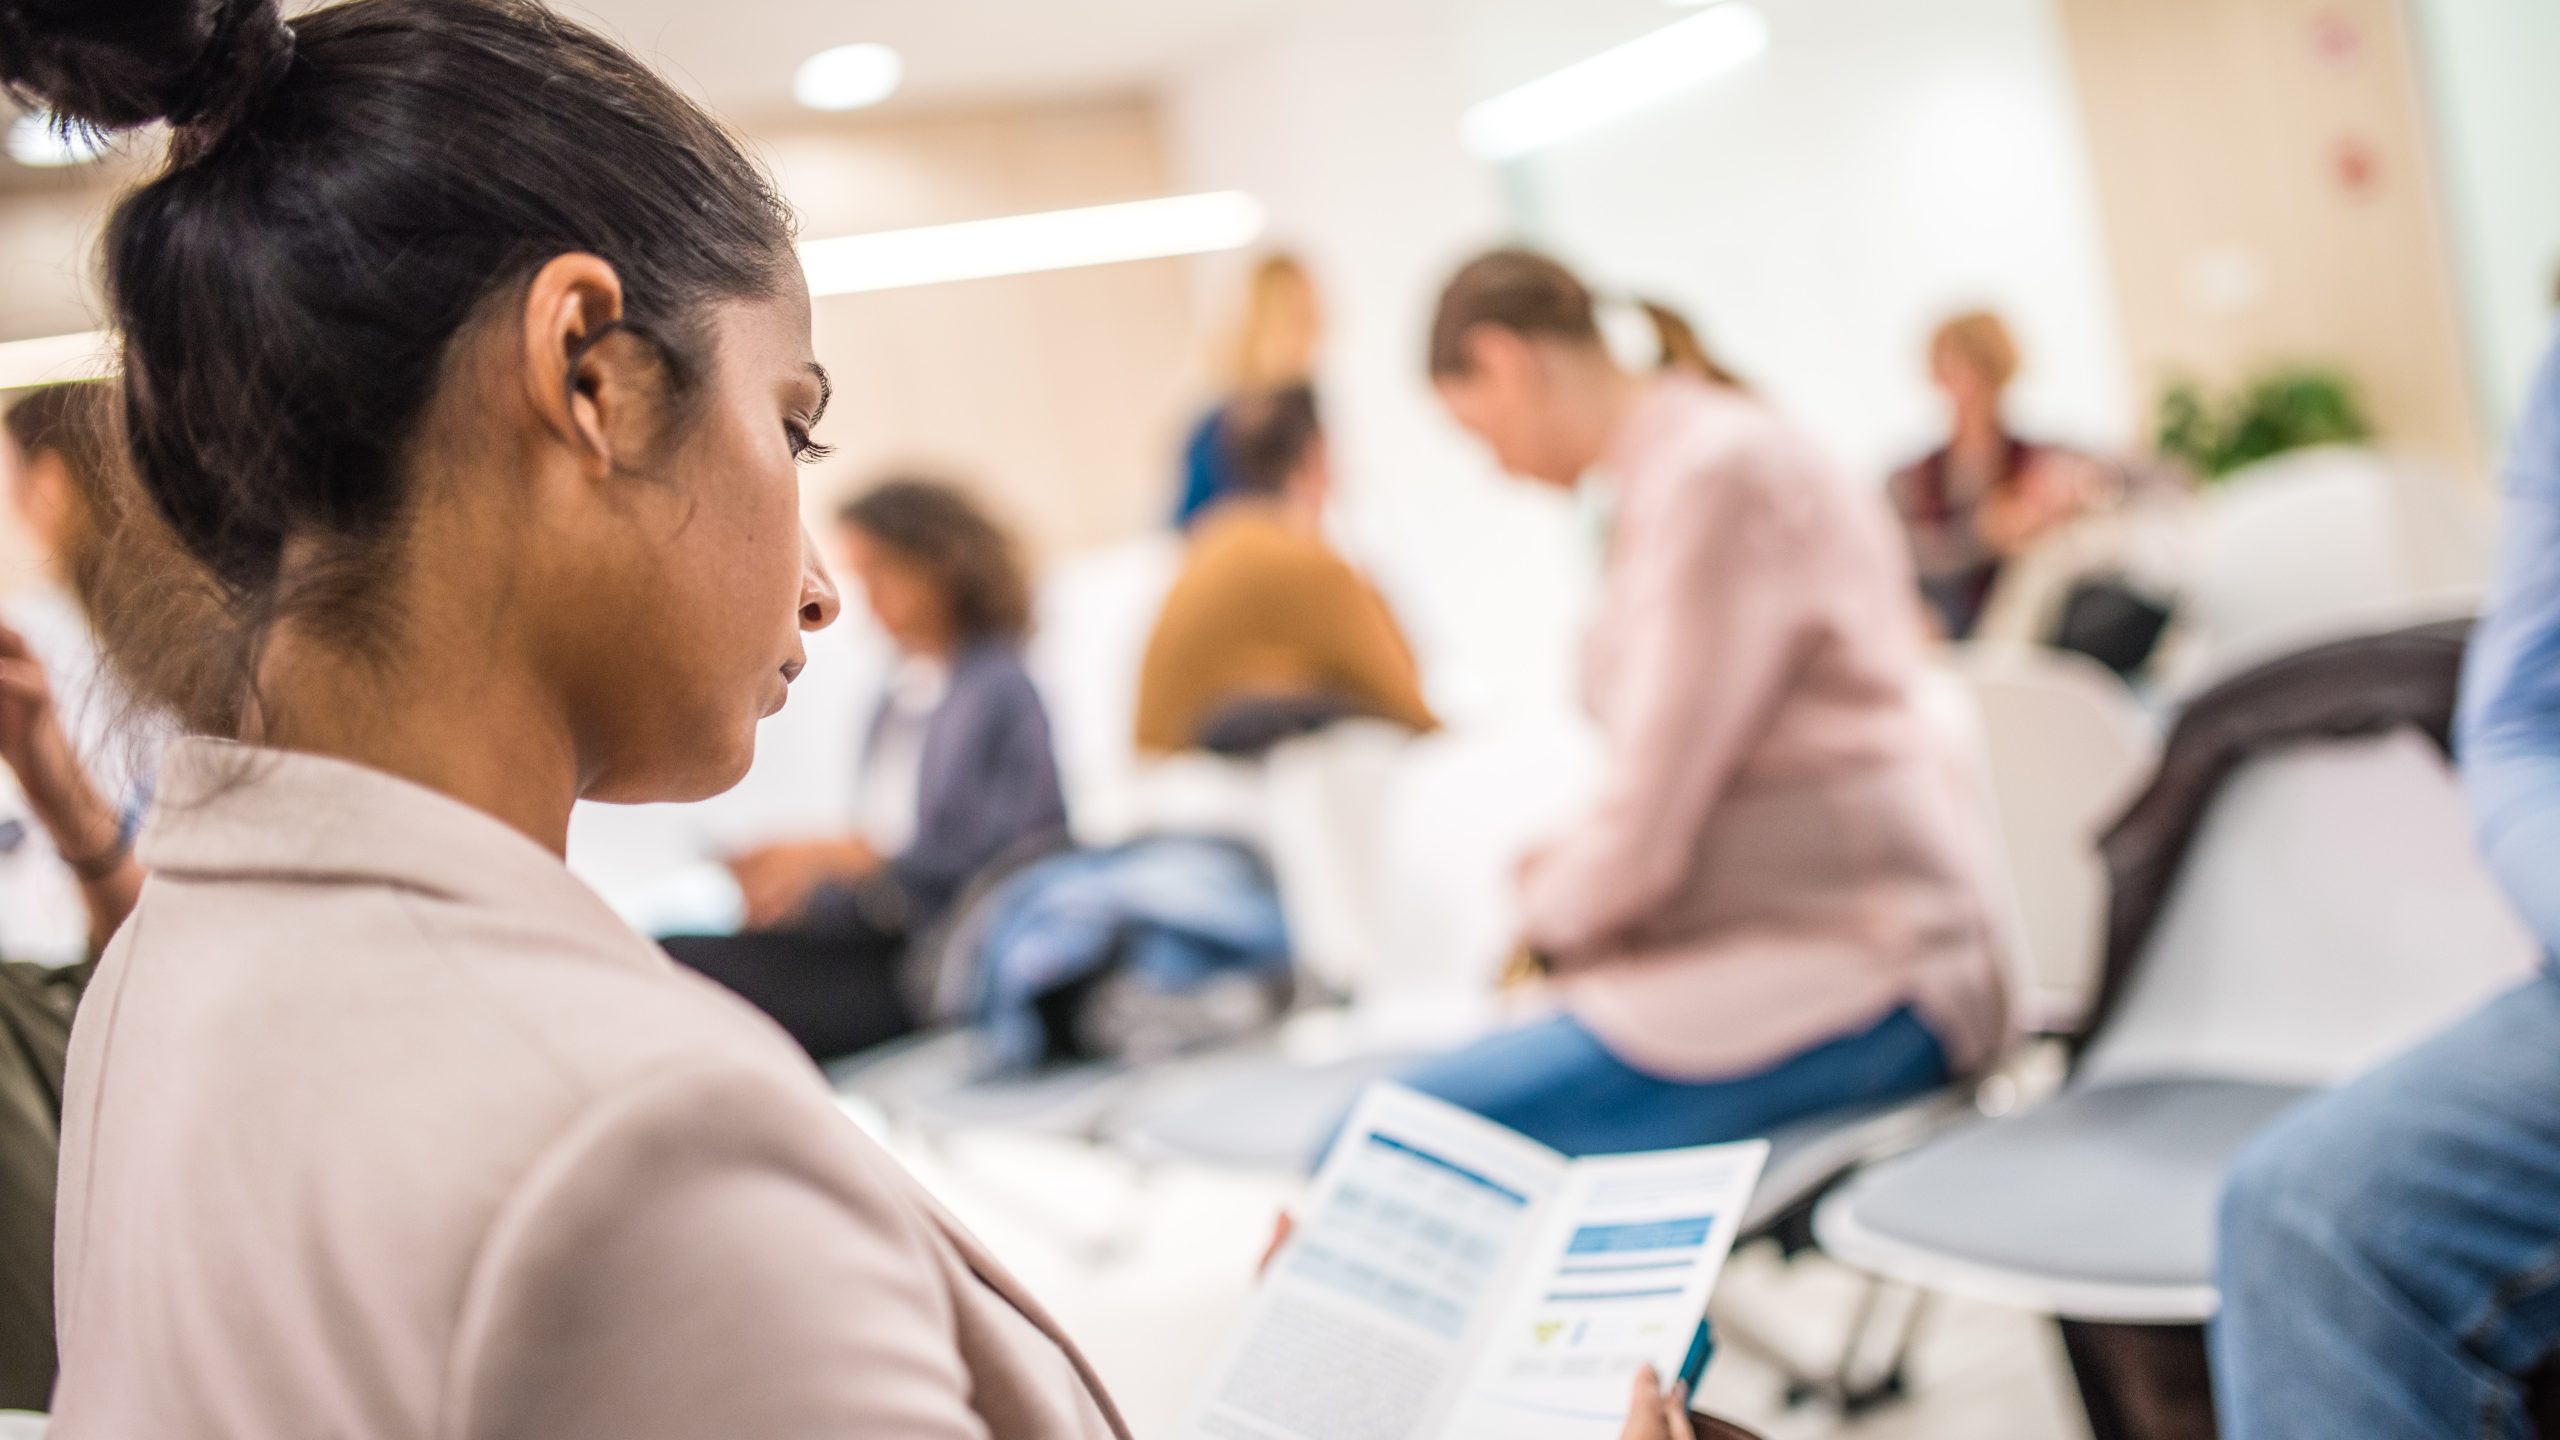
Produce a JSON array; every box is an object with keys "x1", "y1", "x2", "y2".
[
  {"x1": 3, "y1": 0, "x2": 1331, "y2": 197},
  {"x1": 533, "y1": 0, "x2": 1303, "y2": 117}
]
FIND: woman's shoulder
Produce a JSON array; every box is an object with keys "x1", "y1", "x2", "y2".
[{"x1": 948, "y1": 642, "x2": 1048, "y2": 713}]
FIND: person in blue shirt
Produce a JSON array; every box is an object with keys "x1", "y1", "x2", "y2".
[
  {"x1": 1174, "y1": 253, "x2": 1323, "y2": 527},
  {"x1": 2211, "y1": 331, "x2": 2560, "y2": 1437}
]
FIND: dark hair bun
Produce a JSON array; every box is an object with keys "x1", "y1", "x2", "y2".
[{"x1": 0, "y1": 0, "x2": 292, "y2": 133}]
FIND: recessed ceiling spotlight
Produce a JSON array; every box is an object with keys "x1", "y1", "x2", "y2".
[
  {"x1": 794, "y1": 43, "x2": 905, "y2": 113},
  {"x1": 7, "y1": 111, "x2": 111, "y2": 169}
]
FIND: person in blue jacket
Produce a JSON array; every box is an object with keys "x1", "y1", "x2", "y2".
[
  {"x1": 2212, "y1": 329, "x2": 2560, "y2": 1437},
  {"x1": 665, "y1": 478, "x2": 1067, "y2": 1061}
]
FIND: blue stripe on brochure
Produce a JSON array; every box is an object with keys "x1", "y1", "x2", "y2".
[
  {"x1": 1362, "y1": 1134, "x2": 1531, "y2": 1206},
  {"x1": 1564, "y1": 1216, "x2": 1716, "y2": 1253}
]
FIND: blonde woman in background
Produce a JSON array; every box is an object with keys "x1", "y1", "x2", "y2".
[
  {"x1": 1887, "y1": 310, "x2": 2094, "y2": 639},
  {"x1": 1174, "y1": 252, "x2": 1324, "y2": 526}
]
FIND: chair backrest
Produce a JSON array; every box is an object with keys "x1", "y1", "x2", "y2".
[
  {"x1": 2078, "y1": 728, "x2": 2541, "y2": 1088},
  {"x1": 1259, "y1": 720, "x2": 1417, "y2": 996},
  {"x1": 2182, "y1": 447, "x2": 2422, "y2": 681},
  {"x1": 1368, "y1": 713, "x2": 1606, "y2": 1009},
  {"x1": 1024, "y1": 534, "x2": 1185, "y2": 845},
  {"x1": 1952, "y1": 646, "x2": 2161, "y2": 1033}
]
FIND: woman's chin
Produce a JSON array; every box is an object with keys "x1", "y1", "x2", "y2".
[{"x1": 583, "y1": 727, "x2": 758, "y2": 807}]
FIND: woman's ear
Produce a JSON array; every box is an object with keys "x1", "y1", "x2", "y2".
[
  {"x1": 1463, "y1": 323, "x2": 1534, "y2": 393},
  {"x1": 518, "y1": 253, "x2": 633, "y2": 476}
]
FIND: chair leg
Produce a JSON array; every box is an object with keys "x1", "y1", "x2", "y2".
[
  {"x1": 1712, "y1": 1272, "x2": 1926, "y2": 1415},
  {"x1": 2057, "y1": 1319, "x2": 2217, "y2": 1440}
]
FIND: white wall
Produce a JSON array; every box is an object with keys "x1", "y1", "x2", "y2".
[
  {"x1": 1518, "y1": 0, "x2": 2131, "y2": 478},
  {"x1": 2409, "y1": 0, "x2": 2560, "y2": 451},
  {"x1": 1164, "y1": 0, "x2": 1590, "y2": 726},
  {"x1": 1161, "y1": 0, "x2": 2131, "y2": 720}
]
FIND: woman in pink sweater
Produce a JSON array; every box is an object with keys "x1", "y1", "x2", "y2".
[{"x1": 1407, "y1": 251, "x2": 2009, "y2": 1155}]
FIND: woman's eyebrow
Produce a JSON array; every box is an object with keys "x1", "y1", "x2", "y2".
[{"x1": 805, "y1": 363, "x2": 834, "y2": 424}]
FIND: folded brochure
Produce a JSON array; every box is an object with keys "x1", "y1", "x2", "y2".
[{"x1": 1179, "y1": 1082, "x2": 1769, "y2": 1440}]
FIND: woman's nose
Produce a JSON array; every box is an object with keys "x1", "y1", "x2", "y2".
[{"x1": 798, "y1": 528, "x2": 843, "y2": 631}]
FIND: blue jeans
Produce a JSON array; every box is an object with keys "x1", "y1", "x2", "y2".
[
  {"x1": 1383, "y1": 1005, "x2": 1951, "y2": 1158},
  {"x1": 2213, "y1": 973, "x2": 2560, "y2": 1439}
]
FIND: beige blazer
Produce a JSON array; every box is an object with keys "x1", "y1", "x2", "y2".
[
  {"x1": 52, "y1": 739, "x2": 1127, "y2": 1440},
  {"x1": 1521, "y1": 379, "x2": 2009, "y2": 1082}
]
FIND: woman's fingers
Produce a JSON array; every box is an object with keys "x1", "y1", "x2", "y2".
[
  {"x1": 1257, "y1": 1211, "x2": 1294, "y2": 1276},
  {"x1": 1663, "y1": 1379, "x2": 1696, "y2": 1440},
  {"x1": 1621, "y1": 1367, "x2": 1667, "y2": 1440},
  {"x1": 1618, "y1": 1366, "x2": 1697, "y2": 1440}
]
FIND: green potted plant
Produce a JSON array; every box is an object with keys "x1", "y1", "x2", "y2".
[{"x1": 2155, "y1": 366, "x2": 2374, "y2": 482}]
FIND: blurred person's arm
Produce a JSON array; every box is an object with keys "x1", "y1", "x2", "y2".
[
  {"x1": 1976, "y1": 448, "x2": 2097, "y2": 557},
  {"x1": 729, "y1": 838, "x2": 880, "y2": 931},
  {"x1": 878, "y1": 663, "x2": 1064, "y2": 912},
  {"x1": 1518, "y1": 454, "x2": 1811, "y2": 961},
  {"x1": 739, "y1": 663, "x2": 1064, "y2": 934},
  {"x1": 0, "y1": 623, "x2": 142, "y2": 952},
  {"x1": 2459, "y1": 334, "x2": 2560, "y2": 955}
]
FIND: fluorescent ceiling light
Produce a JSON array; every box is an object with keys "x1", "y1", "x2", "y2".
[
  {"x1": 7, "y1": 112, "x2": 111, "y2": 169},
  {"x1": 0, "y1": 193, "x2": 1267, "y2": 388},
  {"x1": 1462, "y1": 3, "x2": 1770, "y2": 161},
  {"x1": 794, "y1": 43, "x2": 904, "y2": 112},
  {"x1": 799, "y1": 191, "x2": 1267, "y2": 298}
]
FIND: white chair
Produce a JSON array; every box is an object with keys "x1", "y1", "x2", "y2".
[
  {"x1": 0, "y1": 1413, "x2": 44, "y2": 1439},
  {"x1": 2173, "y1": 446, "x2": 2484, "y2": 690},
  {"x1": 1257, "y1": 720, "x2": 1415, "y2": 998},
  {"x1": 1949, "y1": 646, "x2": 2161, "y2": 1034},
  {"x1": 1363, "y1": 713, "x2": 1605, "y2": 1025},
  {"x1": 1024, "y1": 534, "x2": 1185, "y2": 846},
  {"x1": 1815, "y1": 728, "x2": 2540, "y2": 1324}
]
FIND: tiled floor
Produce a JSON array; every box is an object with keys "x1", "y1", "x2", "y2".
[{"x1": 879, "y1": 1126, "x2": 2090, "y2": 1438}]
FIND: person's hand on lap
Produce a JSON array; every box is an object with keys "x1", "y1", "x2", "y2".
[{"x1": 729, "y1": 838, "x2": 884, "y2": 929}]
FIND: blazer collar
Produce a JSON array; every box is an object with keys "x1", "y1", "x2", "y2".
[{"x1": 139, "y1": 738, "x2": 639, "y2": 950}]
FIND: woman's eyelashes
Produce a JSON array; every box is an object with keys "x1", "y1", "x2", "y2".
[{"x1": 785, "y1": 422, "x2": 834, "y2": 465}]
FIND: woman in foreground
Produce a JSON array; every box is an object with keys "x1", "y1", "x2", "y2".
[{"x1": 3, "y1": 0, "x2": 1699, "y2": 1434}]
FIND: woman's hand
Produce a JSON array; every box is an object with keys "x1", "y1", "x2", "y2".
[
  {"x1": 1258, "y1": 1211, "x2": 1293, "y2": 1275},
  {"x1": 1978, "y1": 450, "x2": 2099, "y2": 556},
  {"x1": 0, "y1": 621, "x2": 65, "y2": 790},
  {"x1": 0, "y1": 623, "x2": 145, "y2": 947},
  {"x1": 1619, "y1": 1365, "x2": 1696, "y2": 1440},
  {"x1": 729, "y1": 837, "x2": 883, "y2": 930}
]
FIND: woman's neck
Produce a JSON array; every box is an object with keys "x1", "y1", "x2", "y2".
[
  {"x1": 1950, "y1": 403, "x2": 2007, "y2": 458},
  {"x1": 253, "y1": 621, "x2": 584, "y2": 857}
]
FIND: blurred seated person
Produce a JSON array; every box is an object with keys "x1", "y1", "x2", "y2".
[
  {"x1": 664, "y1": 479, "x2": 1067, "y2": 1062},
  {"x1": 1, "y1": 384, "x2": 161, "y2": 957},
  {"x1": 1391, "y1": 250, "x2": 2006, "y2": 1157},
  {"x1": 1174, "y1": 252, "x2": 1323, "y2": 528},
  {"x1": 1889, "y1": 310, "x2": 2098, "y2": 640},
  {"x1": 2209, "y1": 332, "x2": 2560, "y2": 1438},
  {"x1": 1136, "y1": 384, "x2": 1436, "y2": 756},
  {"x1": 0, "y1": 382, "x2": 165, "y2": 1410}
]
